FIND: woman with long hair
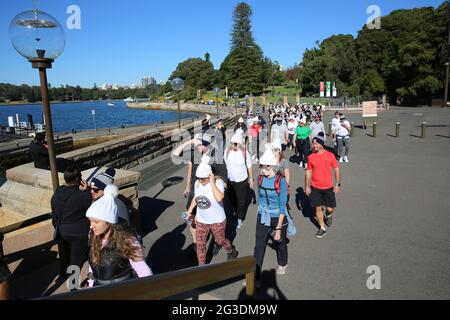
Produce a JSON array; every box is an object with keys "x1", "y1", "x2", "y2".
[{"x1": 86, "y1": 185, "x2": 152, "y2": 287}]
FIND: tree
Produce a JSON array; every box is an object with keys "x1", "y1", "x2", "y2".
[
  {"x1": 169, "y1": 57, "x2": 219, "y2": 92},
  {"x1": 204, "y1": 52, "x2": 210, "y2": 63},
  {"x1": 230, "y1": 2, "x2": 258, "y2": 50}
]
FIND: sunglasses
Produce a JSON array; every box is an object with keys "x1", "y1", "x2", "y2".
[
  {"x1": 259, "y1": 165, "x2": 271, "y2": 169},
  {"x1": 90, "y1": 187, "x2": 101, "y2": 193}
]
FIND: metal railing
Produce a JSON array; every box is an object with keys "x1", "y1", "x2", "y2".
[{"x1": 39, "y1": 256, "x2": 256, "y2": 300}]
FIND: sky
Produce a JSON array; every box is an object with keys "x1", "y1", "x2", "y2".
[{"x1": 0, "y1": 0, "x2": 445, "y2": 88}]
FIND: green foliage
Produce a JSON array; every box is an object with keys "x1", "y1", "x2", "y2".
[
  {"x1": 298, "y1": 1, "x2": 449, "y2": 102},
  {"x1": 230, "y1": 2, "x2": 258, "y2": 50},
  {"x1": 169, "y1": 57, "x2": 219, "y2": 91},
  {"x1": 220, "y1": 46, "x2": 264, "y2": 94}
]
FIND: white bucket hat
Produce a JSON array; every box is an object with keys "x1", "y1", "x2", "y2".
[{"x1": 259, "y1": 146, "x2": 278, "y2": 166}]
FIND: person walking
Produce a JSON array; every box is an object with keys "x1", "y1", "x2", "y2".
[
  {"x1": 51, "y1": 166, "x2": 92, "y2": 276},
  {"x1": 309, "y1": 114, "x2": 326, "y2": 142},
  {"x1": 295, "y1": 118, "x2": 311, "y2": 169},
  {"x1": 186, "y1": 159, "x2": 238, "y2": 265},
  {"x1": 287, "y1": 116, "x2": 298, "y2": 150},
  {"x1": 172, "y1": 134, "x2": 214, "y2": 252},
  {"x1": 336, "y1": 115, "x2": 351, "y2": 163},
  {"x1": 249, "y1": 116, "x2": 263, "y2": 161},
  {"x1": 224, "y1": 132, "x2": 254, "y2": 229},
  {"x1": 253, "y1": 147, "x2": 289, "y2": 285},
  {"x1": 86, "y1": 185, "x2": 152, "y2": 287},
  {"x1": 270, "y1": 116, "x2": 289, "y2": 152},
  {"x1": 305, "y1": 132, "x2": 341, "y2": 238}
]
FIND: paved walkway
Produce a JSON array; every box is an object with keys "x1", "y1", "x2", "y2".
[{"x1": 133, "y1": 106, "x2": 450, "y2": 300}]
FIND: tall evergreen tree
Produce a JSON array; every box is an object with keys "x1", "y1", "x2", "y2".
[{"x1": 230, "y1": 2, "x2": 257, "y2": 50}]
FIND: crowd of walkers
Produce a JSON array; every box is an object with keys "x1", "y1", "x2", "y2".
[{"x1": 1, "y1": 102, "x2": 351, "y2": 296}]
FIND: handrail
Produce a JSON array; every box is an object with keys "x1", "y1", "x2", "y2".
[
  {"x1": 0, "y1": 213, "x2": 52, "y2": 235},
  {"x1": 39, "y1": 256, "x2": 256, "y2": 300}
]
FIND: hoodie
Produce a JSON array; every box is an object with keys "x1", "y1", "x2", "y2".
[{"x1": 51, "y1": 185, "x2": 92, "y2": 237}]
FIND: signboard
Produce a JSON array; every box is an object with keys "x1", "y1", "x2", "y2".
[
  {"x1": 332, "y1": 82, "x2": 337, "y2": 97},
  {"x1": 362, "y1": 101, "x2": 378, "y2": 118},
  {"x1": 326, "y1": 81, "x2": 331, "y2": 97},
  {"x1": 320, "y1": 82, "x2": 325, "y2": 97}
]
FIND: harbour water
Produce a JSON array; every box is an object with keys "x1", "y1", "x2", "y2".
[{"x1": 0, "y1": 100, "x2": 197, "y2": 133}]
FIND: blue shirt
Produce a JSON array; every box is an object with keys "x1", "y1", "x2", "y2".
[{"x1": 258, "y1": 175, "x2": 288, "y2": 226}]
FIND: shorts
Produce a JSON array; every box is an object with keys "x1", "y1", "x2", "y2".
[{"x1": 310, "y1": 187, "x2": 336, "y2": 208}]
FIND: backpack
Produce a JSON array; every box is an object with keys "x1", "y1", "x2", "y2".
[{"x1": 257, "y1": 172, "x2": 284, "y2": 194}]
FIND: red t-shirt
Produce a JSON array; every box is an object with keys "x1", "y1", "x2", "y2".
[{"x1": 308, "y1": 150, "x2": 338, "y2": 189}]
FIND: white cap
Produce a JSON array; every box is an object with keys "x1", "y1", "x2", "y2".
[
  {"x1": 206, "y1": 114, "x2": 211, "y2": 121},
  {"x1": 86, "y1": 184, "x2": 119, "y2": 224},
  {"x1": 259, "y1": 147, "x2": 278, "y2": 166},
  {"x1": 231, "y1": 132, "x2": 244, "y2": 145},
  {"x1": 300, "y1": 118, "x2": 306, "y2": 124},
  {"x1": 238, "y1": 117, "x2": 244, "y2": 123},
  {"x1": 271, "y1": 139, "x2": 282, "y2": 151}
]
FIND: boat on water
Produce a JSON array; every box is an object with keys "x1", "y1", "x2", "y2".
[
  {"x1": 123, "y1": 97, "x2": 135, "y2": 102},
  {"x1": 108, "y1": 102, "x2": 115, "y2": 106}
]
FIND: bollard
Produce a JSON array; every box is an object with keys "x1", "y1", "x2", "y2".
[
  {"x1": 350, "y1": 122, "x2": 354, "y2": 137},
  {"x1": 328, "y1": 122, "x2": 332, "y2": 137},
  {"x1": 373, "y1": 122, "x2": 377, "y2": 138},
  {"x1": 421, "y1": 122, "x2": 426, "y2": 138},
  {"x1": 396, "y1": 122, "x2": 400, "y2": 138}
]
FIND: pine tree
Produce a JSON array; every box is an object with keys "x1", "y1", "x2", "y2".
[{"x1": 230, "y1": 2, "x2": 257, "y2": 50}]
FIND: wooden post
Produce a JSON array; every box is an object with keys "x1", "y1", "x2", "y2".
[{"x1": 245, "y1": 272, "x2": 255, "y2": 298}]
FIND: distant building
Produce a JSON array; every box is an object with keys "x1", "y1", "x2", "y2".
[{"x1": 141, "y1": 77, "x2": 157, "y2": 88}]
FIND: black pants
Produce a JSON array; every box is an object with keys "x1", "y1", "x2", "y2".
[
  {"x1": 296, "y1": 139, "x2": 310, "y2": 165},
  {"x1": 227, "y1": 179, "x2": 249, "y2": 221},
  {"x1": 58, "y1": 234, "x2": 88, "y2": 275},
  {"x1": 253, "y1": 215, "x2": 288, "y2": 280}
]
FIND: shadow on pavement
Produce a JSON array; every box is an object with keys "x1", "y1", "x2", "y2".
[
  {"x1": 146, "y1": 224, "x2": 197, "y2": 274},
  {"x1": 5, "y1": 241, "x2": 59, "y2": 299},
  {"x1": 139, "y1": 196, "x2": 175, "y2": 238},
  {"x1": 238, "y1": 269, "x2": 288, "y2": 300},
  {"x1": 295, "y1": 187, "x2": 319, "y2": 229}
]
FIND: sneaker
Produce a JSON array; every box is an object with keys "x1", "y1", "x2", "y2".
[
  {"x1": 227, "y1": 247, "x2": 238, "y2": 260},
  {"x1": 299, "y1": 161, "x2": 303, "y2": 168},
  {"x1": 344, "y1": 156, "x2": 349, "y2": 163},
  {"x1": 339, "y1": 157, "x2": 344, "y2": 163},
  {"x1": 316, "y1": 227, "x2": 327, "y2": 238},
  {"x1": 276, "y1": 265, "x2": 287, "y2": 275},
  {"x1": 325, "y1": 213, "x2": 333, "y2": 227},
  {"x1": 212, "y1": 243, "x2": 221, "y2": 256},
  {"x1": 304, "y1": 163, "x2": 308, "y2": 170},
  {"x1": 236, "y1": 218, "x2": 243, "y2": 229}
]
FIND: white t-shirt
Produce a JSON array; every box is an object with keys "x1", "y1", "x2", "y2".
[
  {"x1": 287, "y1": 120, "x2": 298, "y2": 135},
  {"x1": 331, "y1": 118, "x2": 341, "y2": 134},
  {"x1": 224, "y1": 148, "x2": 252, "y2": 183},
  {"x1": 336, "y1": 120, "x2": 351, "y2": 136},
  {"x1": 194, "y1": 179, "x2": 226, "y2": 224}
]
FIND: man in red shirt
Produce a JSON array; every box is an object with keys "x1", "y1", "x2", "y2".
[{"x1": 305, "y1": 132, "x2": 341, "y2": 238}]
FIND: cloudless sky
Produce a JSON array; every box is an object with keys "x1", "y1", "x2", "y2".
[{"x1": 0, "y1": 0, "x2": 445, "y2": 87}]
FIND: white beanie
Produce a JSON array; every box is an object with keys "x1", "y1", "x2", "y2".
[
  {"x1": 196, "y1": 155, "x2": 212, "y2": 178},
  {"x1": 231, "y1": 132, "x2": 244, "y2": 145},
  {"x1": 238, "y1": 117, "x2": 244, "y2": 123},
  {"x1": 259, "y1": 146, "x2": 278, "y2": 166},
  {"x1": 86, "y1": 184, "x2": 119, "y2": 224}
]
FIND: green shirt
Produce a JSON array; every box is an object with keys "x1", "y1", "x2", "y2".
[{"x1": 295, "y1": 126, "x2": 311, "y2": 140}]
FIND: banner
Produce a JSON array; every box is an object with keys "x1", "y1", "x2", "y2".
[
  {"x1": 332, "y1": 82, "x2": 337, "y2": 97},
  {"x1": 326, "y1": 81, "x2": 331, "y2": 97},
  {"x1": 362, "y1": 101, "x2": 378, "y2": 118},
  {"x1": 320, "y1": 82, "x2": 325, "y2": 97}
]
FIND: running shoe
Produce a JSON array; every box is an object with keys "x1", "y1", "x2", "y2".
[
  {"x1": 325, "y1": 213, "x2": 333, "y2": 227},
  {"x1": 212, "y1": 243, "x2": 221, "y2": 256},
  {"x1": 316, "y1": 227, "x2": 327, "y2": 238},
  {"x1": 227, "y1": 247, "x2": 239, "y2": 260}
]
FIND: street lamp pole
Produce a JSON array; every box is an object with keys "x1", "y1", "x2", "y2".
[
  {"x1": 171, "y1": 78, "x2": 184, "y2": 130},
  {"x1": 444, "y1": 3, "x2": 450, "y2": 107},
  {"x1": 31, "y1": 56, "x2": 59, "y2": 190}
]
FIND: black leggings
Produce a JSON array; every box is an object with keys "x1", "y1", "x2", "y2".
[
  {"x1": 227, "y1": 179, "x2": 249, "y2": 221},
  {"x1": 296, "y1": 139, "x2": 310, "y2": 164}
]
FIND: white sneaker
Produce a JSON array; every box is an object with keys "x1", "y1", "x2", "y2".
[
  {"x1": 344, "y1": 156, "x2": 349, "y2": 162},
  {"x1": 339, "y1": 157, "x2": 344, "y2": 163},
  {"x1": 276, "y1": 265, "x2": 287, "y2": 275},
  {"x1": 304, "y1": 163, "x2": 308, "y2": 170},
  {"x1": 299, "y1": 161, "x2": 303, "y2": 168}
]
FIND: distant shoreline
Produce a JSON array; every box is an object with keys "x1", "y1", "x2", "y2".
[{"x1": 0, "y1": 99, "x2": 121, "y2": 107}]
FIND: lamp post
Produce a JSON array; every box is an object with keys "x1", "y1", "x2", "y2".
[
  {"x1": 171, "y1": 78, "x2": 184, "y2": 129},
  {"x1": 213, "y1": 87, "x2": 220, "y2": 118},
  {"x1": 9, "y1": 7, "x2": 65, "y2": 191}
]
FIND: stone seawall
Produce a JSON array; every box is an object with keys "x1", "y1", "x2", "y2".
[{"x1": 127, "y1": 101, "x2": 246, "y2": 115}]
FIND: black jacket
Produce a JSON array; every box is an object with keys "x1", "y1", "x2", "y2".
[
  {"x1": 51, "y1": 185, "x2": 92, "y2": 237},
  {"x1": 29, "y1": 141, "x2": 50, "y2": 169}
]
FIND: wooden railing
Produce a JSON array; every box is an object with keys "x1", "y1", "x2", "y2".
[{"x1": 39, "y1": 256, "x2": 256, "y2": 300}]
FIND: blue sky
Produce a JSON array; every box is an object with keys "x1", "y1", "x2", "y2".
[{"x1": 0, "y1": 0, "x2": 445, "y2": 88}]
